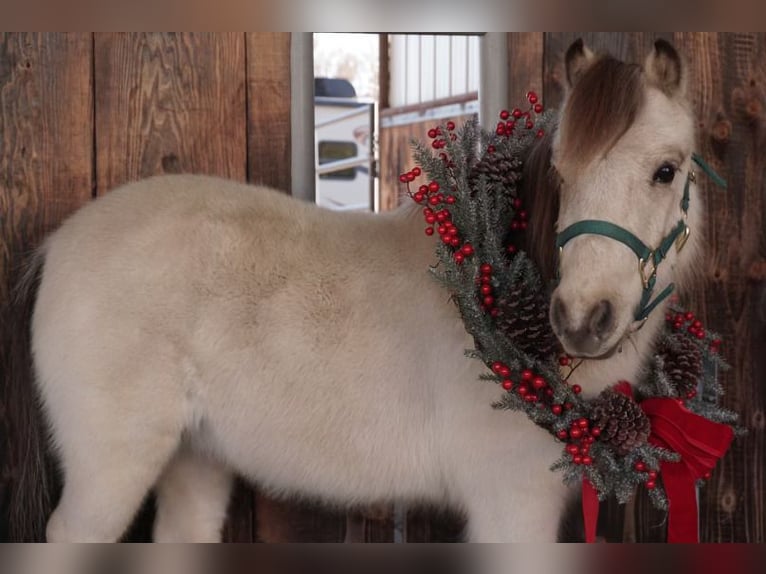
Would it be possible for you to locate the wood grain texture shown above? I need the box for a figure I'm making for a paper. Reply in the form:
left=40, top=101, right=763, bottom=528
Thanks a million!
left=94, top=33, right=247, bottom=193
left=507, top=33, right=544, bottom=107
left=675, top=32, right=766, bottom=543
left=0, top=32, right=93, bottom=541
left=246, top=33, right=291, bottom=192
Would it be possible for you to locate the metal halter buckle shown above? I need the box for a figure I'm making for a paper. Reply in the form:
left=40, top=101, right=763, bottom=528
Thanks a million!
left=676, top=224, right=691, bottom=253
left=639, top=255, right=656, bottom=289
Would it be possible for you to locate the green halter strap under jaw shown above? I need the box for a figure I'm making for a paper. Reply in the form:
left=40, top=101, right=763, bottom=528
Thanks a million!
left=555, top=154, right=726, bottom=325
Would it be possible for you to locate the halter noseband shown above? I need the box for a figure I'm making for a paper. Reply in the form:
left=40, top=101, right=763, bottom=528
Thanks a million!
left=555, top=154, right=726, bottom=326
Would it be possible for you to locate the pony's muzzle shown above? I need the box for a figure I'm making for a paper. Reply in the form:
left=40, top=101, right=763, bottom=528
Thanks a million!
left=550, top=296, right=616, bottom=357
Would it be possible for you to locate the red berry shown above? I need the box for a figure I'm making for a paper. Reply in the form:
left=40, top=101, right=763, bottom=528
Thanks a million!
left=425, top=215, right=436, bottom=224
left=518, top=210, right=528, bottom=221
left=419, top=185, right=429, bottom=194
left=446, top=120, right=456, bottom=131
left=406, top=172, right=416, bottom=182
left=513, top=198, right=522, bottom=209
left=445, top=195, right=456, bottom=204
left=686, top=389, right=697, bottom=399
left=512, top=108, right=522, bottom=119
left=570, top=428, right=582, bottom=439
left=532, top=377, right=546, bottom=390
left=507, top=245, right=517, bottom=254
left=573, top=455, right=583, bottom=465
left=572, top=384, right=582, bottom=394
left=536, top=129, right=545, bottom=138
left=424, top=227, right=434, bottom=236
left=524, top=394, right=538, bottom=403
left=557, top=430, right=568, bottom=440
left=685, top=311, right=694, bottom=321
left=590, top=427, right=601, bottom=438
left=427, top=128, right=438, bottom=139
left=498, top=366, right=510, bottom=378
left=487, top=145, right=496, bottom=154
left=526, top=120, right=534, bottom=129
left=431, top=140, right=441, bottom=149
left=648, top=471, right=658, bottom=480
left=480, top=263, right=492, bottom=275
left=519, top=221, right=528, bottom=230
left=428, top=181, right=439, bottom=193
left=566, top=444, right=579, bottom=455
left=559, top=356, right=571, bottom=366
left=502, top=379, right=513, bottom=391
left=491, top=362, right=504, bottom=374
left=712, top=338, right=722, bottom=347
left=461, top=243, right=474, bottom=256
left=399, top=174, right=408, bottom=183
left=510, top=221, right=520, bottom=230
left=552, top=405, right=563, bottom=415
left=483, top=295, right=494, bottom=307
left=696, top=330, right=705, bottom=339
left=582, top=456, right=593, bottom=466
left=634, top=461, right=646, bottom=472
left=428, top=196, right=440, bottom=206
left=517, top=385, right=528, bottom=395
left=646, top=480, right=657, bottom=490
left=533, top=103, right=543, bottom=113
left=527, top=91, right=538, bottom=104
left=412, top=167, right=421, bottom=176
left=499, top=109, right=510, bottom=120
left=564, top=402, right=573, bottom=410
left=692, top=320, right=702, bottom=329
left=423, top=207, right=433, bottom=216
left=454, top=252, right=465, bottom=264
left=480, top=284, right=493, bottom=296
left=480, top=275, right=491, bottom=284
left=449, top=237, right=459, bottom=247
left=439, top=153, right=448, bottom=161
left=577, top=418, right=589, bottom=429
left=522, top=369, right=533, bottom=381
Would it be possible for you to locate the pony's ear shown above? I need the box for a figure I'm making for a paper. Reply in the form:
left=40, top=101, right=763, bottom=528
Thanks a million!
left=564, top=38, right=596, bottom=88
left=644, top=39, right=686, bottom=97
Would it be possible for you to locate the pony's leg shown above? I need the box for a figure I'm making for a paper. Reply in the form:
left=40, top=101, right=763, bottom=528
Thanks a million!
left=44, top=395, right=182, bottom=542
left=153, top=450, right=233, bottom=542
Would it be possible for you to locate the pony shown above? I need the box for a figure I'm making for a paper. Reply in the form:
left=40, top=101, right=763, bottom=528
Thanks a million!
left=8, top=39, right=702, bottom=542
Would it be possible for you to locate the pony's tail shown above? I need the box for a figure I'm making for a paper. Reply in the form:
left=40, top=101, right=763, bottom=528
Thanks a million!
left=3, top=247, right=57, bottom=541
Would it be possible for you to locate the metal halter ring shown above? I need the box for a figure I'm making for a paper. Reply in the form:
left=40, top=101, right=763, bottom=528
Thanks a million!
left=639, top=256, right=657, bottom=289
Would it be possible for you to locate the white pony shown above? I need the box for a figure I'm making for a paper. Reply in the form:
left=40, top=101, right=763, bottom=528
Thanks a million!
left=12, top=39, right=702, bottom=542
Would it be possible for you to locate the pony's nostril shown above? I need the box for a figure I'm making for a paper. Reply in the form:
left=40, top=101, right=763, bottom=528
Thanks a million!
left=588, top=299, right=615, bottom=339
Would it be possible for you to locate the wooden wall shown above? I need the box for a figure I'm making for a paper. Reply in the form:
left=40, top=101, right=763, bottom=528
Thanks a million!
left=1, top=32, right=763, bottom=543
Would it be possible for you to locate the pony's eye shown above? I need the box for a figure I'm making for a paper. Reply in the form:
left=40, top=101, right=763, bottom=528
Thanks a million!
left=652, top=163, right=676, bottom=184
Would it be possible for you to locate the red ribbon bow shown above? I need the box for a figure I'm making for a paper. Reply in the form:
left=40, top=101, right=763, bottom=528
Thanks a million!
left=583, top=382, right=733, bottom=543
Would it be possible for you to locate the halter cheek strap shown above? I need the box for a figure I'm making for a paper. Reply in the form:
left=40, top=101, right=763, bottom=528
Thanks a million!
left=555, top=154, right=726, bottom=325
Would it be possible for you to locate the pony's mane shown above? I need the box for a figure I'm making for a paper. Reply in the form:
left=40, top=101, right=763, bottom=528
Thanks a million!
left=521, top=55, right=646, bottom=284
left=558, top=56, right=644, bottom=171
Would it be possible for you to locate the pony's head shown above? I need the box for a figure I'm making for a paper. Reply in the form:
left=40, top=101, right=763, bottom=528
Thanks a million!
left=542, top=39, right=700, bottom=358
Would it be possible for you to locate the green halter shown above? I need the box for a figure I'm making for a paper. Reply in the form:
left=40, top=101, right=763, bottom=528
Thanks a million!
left=555, top=154, right=726, bottom=325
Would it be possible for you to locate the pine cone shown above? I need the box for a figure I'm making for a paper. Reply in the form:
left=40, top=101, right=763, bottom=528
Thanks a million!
left=657, top=335, right=702, bottom=397
left=469, top=148, right=523, bottom=195
left=590, top=390, right=651, bottom=456
left=494, top=281, right=560, bottom=361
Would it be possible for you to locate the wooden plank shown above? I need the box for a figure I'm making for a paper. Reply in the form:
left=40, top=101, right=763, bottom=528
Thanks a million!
left=246, top=33, right=291, bottom=192
left=507, top=33, right=544, bottom=107
left=94, top=33, right=247, bottom=193
left=675, top=31, right=766, bottom=543
left=0, top=32, right=93, bottom=541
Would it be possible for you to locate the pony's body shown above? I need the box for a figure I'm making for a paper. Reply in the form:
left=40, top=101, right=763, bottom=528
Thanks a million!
left=19, top=40, right=702, bottom=542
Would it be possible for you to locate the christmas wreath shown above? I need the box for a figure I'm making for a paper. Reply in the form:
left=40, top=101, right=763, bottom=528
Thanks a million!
left=398, top=94, right=739, bottom=543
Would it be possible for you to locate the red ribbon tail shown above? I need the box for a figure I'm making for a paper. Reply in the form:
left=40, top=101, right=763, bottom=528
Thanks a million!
left=582, top=478, right=599, bottom=543
left=661, top=460, right=699, bottom=543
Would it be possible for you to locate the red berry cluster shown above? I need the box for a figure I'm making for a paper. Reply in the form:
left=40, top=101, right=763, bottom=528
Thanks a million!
left=496, top=92, right=545, bottom=139
left=633, top=460, right=660, bottom=490
left=427, top=120, right=457, bottom=149
left=477, top=263, right=499, bottom=317
left=491, top=364, right=577, bottom=415
left=561, top=418, right=600, bottom=466
left=665, top=310, right=722, bottom=353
